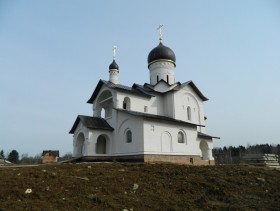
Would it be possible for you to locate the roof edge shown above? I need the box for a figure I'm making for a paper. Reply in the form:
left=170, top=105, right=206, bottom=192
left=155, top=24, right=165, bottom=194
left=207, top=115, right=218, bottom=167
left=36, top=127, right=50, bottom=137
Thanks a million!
left=198, top=132, right=220, bottom=139
left=115, top=108, right=205, bottom=128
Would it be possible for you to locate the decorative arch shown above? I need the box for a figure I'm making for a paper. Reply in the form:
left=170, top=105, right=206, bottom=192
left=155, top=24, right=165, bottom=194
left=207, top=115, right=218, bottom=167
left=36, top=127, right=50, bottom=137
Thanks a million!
left=96, top=134, right=110, bottom=154
left=117, top=119, right=131, bottom=134
left=177, top=130, right=186, bottom=144
left=161, top=131, right=172, bottom=152
left=76, top=132, right=85, bottom=156
left=124, top=129, right=132, bottom=143
left=200, top=140, right=209, bottom=160
left=183, top=92, right=201, bottom=124
left=95, top=90, right=114, bottom=118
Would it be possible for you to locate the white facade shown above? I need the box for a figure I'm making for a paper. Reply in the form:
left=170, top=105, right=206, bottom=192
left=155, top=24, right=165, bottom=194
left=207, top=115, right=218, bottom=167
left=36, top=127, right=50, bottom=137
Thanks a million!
left=69, top=41, right=218, bottom=164
left=149, top=61, right=175, bottom=85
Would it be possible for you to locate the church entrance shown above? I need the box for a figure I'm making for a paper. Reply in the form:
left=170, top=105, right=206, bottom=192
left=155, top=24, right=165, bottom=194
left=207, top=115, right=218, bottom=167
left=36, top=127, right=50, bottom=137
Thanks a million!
left=96, top=135, right=108, bottom=154
left=76, top=133, right=85, bottom=156
left=161, top=132, right=172, bottom=152
left=200, top=140, right=209, bottom=160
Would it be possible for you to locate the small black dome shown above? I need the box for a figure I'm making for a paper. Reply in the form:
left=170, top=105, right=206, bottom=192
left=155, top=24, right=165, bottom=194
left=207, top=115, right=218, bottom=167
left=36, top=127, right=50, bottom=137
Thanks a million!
left=148, top=42, right=176, bottom=67
left=109, top=59, right=119, bottom=70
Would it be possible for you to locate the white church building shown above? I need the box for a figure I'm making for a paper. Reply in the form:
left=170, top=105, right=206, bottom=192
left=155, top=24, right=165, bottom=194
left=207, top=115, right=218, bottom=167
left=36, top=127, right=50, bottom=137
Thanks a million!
left=69, top=30, right=219, bottom=165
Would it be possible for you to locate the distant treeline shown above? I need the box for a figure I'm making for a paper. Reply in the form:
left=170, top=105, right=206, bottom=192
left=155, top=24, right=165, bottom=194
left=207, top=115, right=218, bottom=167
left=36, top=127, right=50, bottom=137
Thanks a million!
left=0, top=150, right=72, bottom=164
left=213, top=144, right=280, bottom=164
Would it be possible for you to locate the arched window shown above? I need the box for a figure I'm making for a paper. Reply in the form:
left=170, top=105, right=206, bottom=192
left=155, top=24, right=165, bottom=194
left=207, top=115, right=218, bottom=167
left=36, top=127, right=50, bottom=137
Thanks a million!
left=101, top=108, right=105, bottom=118
left=96, top=90, right=113, bottom=118
left=157, top=75, right=159, bottom=82
left=123, top=97, right=131, bottom=110
left=123, top=102, right=127, bottom=109
left=167, top=75, right=169, bottom=84
left=126, top=130, right=132, bottom=143
left=178, top=131, right=184, bottom=143
left=187, top=106, right=191, bottom=121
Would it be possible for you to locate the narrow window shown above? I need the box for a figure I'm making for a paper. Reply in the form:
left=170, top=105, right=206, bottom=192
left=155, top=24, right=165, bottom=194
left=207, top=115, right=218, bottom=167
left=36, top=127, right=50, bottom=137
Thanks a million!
left=157, top=75, right=159, bottom=82
left=167, top=75, right=169, bottom=84
left=178, top=131, right=184, bottom=143
left=187, top=106, right=191, bottom=121
left=101, top=108, right=105, bottom=118
left=123, top=102, right=127, bottom=109
left=126, top=130, right=132, bottom=143
left=144, top=106, right=148, bottom=112
left=123, top=97, right=131, bottom=110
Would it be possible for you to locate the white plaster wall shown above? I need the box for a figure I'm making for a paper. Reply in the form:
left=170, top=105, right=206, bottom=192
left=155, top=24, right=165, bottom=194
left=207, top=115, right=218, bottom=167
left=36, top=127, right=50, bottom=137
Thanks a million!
left=116, top=92, right=164, bottom=115
left=153, top=82, right=170, bottom=92
left=113, top=110, right=144, bottom=155
left=163, top=92, right=175, bottom=118
left=109, top=70, right=118, bottom=84
left=143, top=120, right=202, bottom=156
left=173, top=86, right=206, bottom=133
left=84, top=81, right=212, bottom=158
left=153, top=81, right=178, bottom=93
left=149, top=62, right=175, bottom=85
left=86, top=130, right=113, bottom=156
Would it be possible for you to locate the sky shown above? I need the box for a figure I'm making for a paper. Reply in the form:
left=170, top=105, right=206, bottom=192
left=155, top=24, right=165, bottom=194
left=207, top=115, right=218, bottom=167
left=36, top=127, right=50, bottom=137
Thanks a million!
left=0, top=0, right=280, bottom=157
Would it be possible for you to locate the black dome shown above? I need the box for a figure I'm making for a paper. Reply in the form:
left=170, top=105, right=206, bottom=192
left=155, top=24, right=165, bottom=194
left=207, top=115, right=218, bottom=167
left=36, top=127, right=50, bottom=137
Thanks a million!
left=148, top=42, right=176, bottom=67
left=109, top=59, right=119, bottom=70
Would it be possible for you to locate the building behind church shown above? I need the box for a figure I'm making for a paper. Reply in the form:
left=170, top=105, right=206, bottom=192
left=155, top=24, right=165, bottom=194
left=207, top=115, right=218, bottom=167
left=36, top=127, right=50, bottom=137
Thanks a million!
left=42, top=150, right=59, bottom=164
left=69, top=31, right=219, bottom=165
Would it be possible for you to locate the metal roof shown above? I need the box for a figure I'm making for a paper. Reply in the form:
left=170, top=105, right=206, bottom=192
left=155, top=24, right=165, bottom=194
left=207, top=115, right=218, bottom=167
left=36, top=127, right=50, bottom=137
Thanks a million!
left=69, top=115, right=114, bottom=134
left=87, top=79, right=208, bottom=104
left=175, top=81, right=209, bottom=101
left=42, top=150, right=60, bottom=157
left=87, top=80, right=153, bottom=104
left=115, top=108, right=204, bottom=128
left=198, top=132, right=220, bottom=139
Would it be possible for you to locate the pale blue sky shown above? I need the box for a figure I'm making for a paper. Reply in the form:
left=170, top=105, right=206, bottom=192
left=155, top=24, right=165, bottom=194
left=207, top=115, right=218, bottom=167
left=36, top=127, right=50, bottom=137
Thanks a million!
left=1, top=0, right=280, bottom=156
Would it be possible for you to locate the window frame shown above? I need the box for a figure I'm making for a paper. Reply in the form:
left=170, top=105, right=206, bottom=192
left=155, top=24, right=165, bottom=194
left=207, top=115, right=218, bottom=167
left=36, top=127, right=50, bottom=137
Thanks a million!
left=187, top=106, right=191, bottom=121
left=177, top=131, right=185, bottom=144
left=126, top=130, right=132, bottom=143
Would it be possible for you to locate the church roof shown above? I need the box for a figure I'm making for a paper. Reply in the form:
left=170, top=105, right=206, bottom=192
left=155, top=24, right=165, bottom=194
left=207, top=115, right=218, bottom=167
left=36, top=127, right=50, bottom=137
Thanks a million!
left=198, top=132, right=220, bottom=139
left=69, top=115, right=114, bottom=134
left=115, top=108, right=204, bottom=127
left=173, top=81, right=209, bottom=101
left=87, top=79, right=208, bottom=104
left=87, top=80, right=154, bottom=104
left=109, top=59, right=119, bottom=71
left=148, top=42, right=176, bottom=67
left=42, top=150, right=60, bottom=157
left=141, top=80, right=208, bottom=101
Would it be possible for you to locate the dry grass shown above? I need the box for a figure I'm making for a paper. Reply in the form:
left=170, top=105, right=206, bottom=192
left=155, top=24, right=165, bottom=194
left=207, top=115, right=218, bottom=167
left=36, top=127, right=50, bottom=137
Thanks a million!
left=0, top=163, right=279, bottom=210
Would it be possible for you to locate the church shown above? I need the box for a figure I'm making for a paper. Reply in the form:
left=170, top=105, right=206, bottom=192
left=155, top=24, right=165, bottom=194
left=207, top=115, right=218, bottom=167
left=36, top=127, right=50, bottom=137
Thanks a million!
left=69, top=28, right=219, bottom=165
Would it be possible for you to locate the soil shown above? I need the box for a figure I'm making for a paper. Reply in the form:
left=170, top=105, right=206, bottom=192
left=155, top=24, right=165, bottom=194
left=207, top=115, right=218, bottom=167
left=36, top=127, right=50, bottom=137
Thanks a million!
left=0, top=163, right=279, bottom=211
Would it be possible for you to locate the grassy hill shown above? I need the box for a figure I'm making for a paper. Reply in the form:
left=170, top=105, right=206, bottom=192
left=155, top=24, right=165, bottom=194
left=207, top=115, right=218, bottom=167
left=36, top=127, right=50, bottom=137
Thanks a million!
left=0, top=163, right=279, bottom=210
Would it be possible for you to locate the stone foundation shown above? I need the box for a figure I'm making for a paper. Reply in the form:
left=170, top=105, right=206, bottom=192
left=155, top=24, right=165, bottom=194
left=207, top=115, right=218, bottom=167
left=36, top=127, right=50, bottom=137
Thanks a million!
left=79, top=154, right=215, bottom=165
left=144, top=154, right=214, bottom=165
